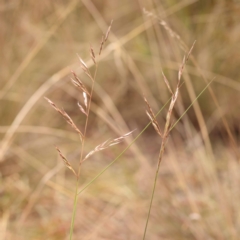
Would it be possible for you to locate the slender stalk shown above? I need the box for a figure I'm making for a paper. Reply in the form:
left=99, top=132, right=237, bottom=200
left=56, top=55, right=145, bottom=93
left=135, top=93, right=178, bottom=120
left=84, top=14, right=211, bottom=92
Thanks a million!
left=143, top=138, right=166, bottom=240
left=142, top=80, right=213, bottom=239
left=69, top=179, right=79, bottom=240
left=69, top=64, right=98, bottom=239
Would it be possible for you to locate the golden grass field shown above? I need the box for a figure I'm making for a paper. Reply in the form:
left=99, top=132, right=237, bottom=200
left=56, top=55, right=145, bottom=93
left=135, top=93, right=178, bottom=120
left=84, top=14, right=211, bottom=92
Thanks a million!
left=1, top=0, right=240, bottom=239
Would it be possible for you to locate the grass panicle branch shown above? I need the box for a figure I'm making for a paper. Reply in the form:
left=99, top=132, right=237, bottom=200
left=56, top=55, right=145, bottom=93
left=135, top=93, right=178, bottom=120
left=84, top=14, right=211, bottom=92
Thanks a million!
left=82, top=130, right=134, bottom=162
left=71, top=71, right=90, bottom=96
left=44, top=97, right=83, bottom=140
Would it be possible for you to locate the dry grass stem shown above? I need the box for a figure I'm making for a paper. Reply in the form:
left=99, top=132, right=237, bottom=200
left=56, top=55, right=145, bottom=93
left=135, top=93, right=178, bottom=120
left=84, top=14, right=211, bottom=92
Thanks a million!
left=44, top=97, right=83, bottom=140
left=55, top=146, right=77, bottom=177
left=82, top=130, right=134, bottom=162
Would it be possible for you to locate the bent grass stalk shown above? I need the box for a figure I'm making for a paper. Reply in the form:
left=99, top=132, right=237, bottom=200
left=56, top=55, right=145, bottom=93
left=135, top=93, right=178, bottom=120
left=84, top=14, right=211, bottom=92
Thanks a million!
left=142, top=42, right=196, bottom=239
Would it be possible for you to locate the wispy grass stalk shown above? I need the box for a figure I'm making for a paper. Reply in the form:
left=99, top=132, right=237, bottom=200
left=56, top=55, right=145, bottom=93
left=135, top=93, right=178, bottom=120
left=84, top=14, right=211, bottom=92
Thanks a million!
left=69, top=62, right=99, bottom=240
left=142, top=42, right=195, bottom=239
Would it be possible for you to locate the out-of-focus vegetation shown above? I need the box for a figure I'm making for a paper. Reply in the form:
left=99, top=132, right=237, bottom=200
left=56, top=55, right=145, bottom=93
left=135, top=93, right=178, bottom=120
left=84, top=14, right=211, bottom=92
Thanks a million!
left=0, top=0, right=240, bottom=239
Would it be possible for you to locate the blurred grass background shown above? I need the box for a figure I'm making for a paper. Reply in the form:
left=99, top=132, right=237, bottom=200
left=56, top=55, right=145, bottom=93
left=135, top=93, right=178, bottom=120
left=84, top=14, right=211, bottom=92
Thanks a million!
left=0, top=0, right=240, bottom=239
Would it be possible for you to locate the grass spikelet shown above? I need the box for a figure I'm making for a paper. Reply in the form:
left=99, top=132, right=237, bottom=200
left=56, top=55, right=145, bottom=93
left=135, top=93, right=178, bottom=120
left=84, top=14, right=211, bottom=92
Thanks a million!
left=83, top=92, right=88, bottom=108
left=77, top=54, right=92, bottom=79
left=90, top=45, right=96, bottom=64
left=99, top=20, right=113, bottom=55
left=77, top=102, right=87, bottom=116
left=55, top=146, right=77, bottom=177
left=79, top=56, right=88, bottom=70
left=99, top=35, right=104, bottom=56
left=104, top=19, right=113, bottom=42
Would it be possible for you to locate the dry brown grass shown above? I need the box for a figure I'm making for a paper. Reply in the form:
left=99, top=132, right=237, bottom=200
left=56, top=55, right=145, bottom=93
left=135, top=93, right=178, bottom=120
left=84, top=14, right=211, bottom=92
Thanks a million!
left=1, top=1, right=240, bottom=239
